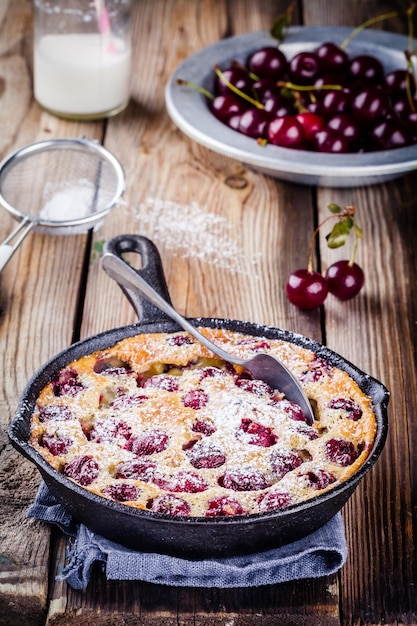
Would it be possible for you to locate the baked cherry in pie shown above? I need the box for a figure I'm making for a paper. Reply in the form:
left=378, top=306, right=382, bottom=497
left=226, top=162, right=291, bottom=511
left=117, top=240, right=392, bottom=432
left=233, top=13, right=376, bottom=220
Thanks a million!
left=30, top=328, right=376, bottom=517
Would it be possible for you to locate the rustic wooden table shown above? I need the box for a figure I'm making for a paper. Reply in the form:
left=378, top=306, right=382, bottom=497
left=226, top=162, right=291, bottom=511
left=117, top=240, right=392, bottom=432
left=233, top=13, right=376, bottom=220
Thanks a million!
left=1, top=0, right=416, bottom=624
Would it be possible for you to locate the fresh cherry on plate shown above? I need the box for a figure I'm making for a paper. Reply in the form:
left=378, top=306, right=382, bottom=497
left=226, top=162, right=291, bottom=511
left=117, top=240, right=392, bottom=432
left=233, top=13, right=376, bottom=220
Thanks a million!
left=267, top=116, right=307, bottom=149
left=238, top=108, right=272, bottom=139
left=247, top=45, right=288, bottom=80
left=295, top=112, right=325, bottom=142
left=315, top=41, right=349, bottom=73
left=178, top=11, right=417, bottom=155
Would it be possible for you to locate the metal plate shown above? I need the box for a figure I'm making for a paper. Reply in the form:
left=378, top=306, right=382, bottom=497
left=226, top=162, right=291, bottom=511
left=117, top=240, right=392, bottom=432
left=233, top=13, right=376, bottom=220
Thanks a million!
left=165, top=26, right=417, bottom=187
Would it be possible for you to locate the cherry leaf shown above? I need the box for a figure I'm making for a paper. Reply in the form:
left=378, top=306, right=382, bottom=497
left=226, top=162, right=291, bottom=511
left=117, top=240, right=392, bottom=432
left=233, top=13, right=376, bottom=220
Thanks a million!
left=344, top=215, right=354, bottom=229
left=270, top=3, right=294, bottom=43
left=326, top=221, right=352, bottom=248
left=327, top=203, right=342, bottom=214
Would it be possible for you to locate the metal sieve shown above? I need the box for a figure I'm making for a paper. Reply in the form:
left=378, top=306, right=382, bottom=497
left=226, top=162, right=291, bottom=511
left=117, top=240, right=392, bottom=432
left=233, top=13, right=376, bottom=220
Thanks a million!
left=0, top=137, right=125, bottom=272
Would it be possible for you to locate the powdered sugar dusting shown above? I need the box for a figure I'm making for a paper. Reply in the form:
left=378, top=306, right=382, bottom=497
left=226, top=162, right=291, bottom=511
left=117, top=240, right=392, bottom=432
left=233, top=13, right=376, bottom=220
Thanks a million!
left=39, top=179, right=97, bottom=221
left=132, top=197, right=261, bottom=276
left=29, top=328, right=377, bottom=518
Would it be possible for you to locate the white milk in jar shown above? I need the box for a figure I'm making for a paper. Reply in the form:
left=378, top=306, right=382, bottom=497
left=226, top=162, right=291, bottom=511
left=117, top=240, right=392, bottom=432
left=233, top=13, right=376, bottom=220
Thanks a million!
left=33, top=1, right=132, bottom=120
left=34, top=34, right=131, bottom=117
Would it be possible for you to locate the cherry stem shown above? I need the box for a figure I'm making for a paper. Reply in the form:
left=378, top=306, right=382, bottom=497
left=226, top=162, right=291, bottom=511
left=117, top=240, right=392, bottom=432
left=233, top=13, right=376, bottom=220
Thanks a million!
left=293, top=92, right=308, bottom=113
left=307, top=223, right=322, bottom=274
left=405, top=4, right=417, bottom=110
left=404, top=54, right=417, bottom=112
left=175, top=78, right=214, bottom=100
left=306, top=206, right=357, bottom=273
left=231, top=59, right=259, bottom=83
left=277, top=80, right=343, bottom=92
left=214, top=65, right=264, bottom=108
left=340, top=10, right=401, bottom=49
left=407, top=4, right=416, bottom=52
left=270, top=2, right=296, bottom=43
left=349, top=228, right=360, bottom=267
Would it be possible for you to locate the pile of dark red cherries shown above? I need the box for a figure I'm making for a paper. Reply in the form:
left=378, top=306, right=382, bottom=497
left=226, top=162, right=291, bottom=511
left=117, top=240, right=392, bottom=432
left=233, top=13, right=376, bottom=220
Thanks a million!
left=210, top=40, right=417, bottom=152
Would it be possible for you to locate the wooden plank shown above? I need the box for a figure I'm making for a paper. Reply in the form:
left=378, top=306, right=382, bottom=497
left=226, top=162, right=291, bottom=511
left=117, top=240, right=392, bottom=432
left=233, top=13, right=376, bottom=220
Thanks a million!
left=4, top=0, right=414, bottom=623
left=304, top=2, right=417, bottom=624
left=304, top=2, right=417, bottom=623
left=0, top=0, right=32, bottom=160
left=44, top=1, right=340, bottom=625
left=48, top=535, right=341, bottom=626
left=303, top=0, right=411, bottom=30
left=48, top=527, right=342, bottom=625
left=0, top=2, right=106, bottom=624
left=316, top=178, right=417, bottom=625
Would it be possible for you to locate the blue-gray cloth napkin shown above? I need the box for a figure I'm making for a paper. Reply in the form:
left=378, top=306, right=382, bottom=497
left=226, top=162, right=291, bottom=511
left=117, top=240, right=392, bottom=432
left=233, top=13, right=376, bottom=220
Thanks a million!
left=28, top=482, right=347, bottom=590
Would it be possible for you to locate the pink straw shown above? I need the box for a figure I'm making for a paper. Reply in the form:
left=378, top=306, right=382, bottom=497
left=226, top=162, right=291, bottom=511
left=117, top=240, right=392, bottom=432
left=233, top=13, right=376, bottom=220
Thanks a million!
left=94, top=0, right=115, bottom=51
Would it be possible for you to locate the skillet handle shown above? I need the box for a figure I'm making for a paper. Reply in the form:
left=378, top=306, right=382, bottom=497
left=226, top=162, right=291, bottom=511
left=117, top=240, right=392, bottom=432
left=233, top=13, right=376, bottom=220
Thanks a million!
left=103, top=235, right=174, bottom=325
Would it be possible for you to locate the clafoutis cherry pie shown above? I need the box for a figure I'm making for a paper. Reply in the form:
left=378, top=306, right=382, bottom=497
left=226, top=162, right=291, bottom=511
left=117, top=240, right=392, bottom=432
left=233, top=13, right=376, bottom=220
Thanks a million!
left=30, top=328, right=376, bottom=518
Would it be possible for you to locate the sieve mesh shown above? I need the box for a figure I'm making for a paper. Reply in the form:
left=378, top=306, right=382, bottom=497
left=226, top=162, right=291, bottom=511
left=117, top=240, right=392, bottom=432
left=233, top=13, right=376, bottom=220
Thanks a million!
left=0, top=138, right=125, bottom=272
left=0, top=138, right=125, bottom=226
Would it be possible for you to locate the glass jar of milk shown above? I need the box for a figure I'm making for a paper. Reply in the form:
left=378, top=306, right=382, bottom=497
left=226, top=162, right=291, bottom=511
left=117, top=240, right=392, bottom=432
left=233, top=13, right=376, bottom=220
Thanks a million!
left=34, top=0, right=132, bottom=120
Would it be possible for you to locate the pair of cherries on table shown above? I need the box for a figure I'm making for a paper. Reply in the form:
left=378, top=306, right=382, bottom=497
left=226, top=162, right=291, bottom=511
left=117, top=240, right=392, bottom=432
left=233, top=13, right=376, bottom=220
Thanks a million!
left=286, top=260, right=365, bottom=310
left=211, top=40, right=417, bottom=153
left=285, top=204, right=365, bottom=310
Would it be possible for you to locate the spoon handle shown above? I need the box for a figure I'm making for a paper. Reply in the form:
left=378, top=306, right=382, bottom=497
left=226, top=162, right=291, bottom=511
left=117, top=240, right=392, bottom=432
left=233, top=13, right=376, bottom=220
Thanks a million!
left=101, top=252, right=246, bottom=366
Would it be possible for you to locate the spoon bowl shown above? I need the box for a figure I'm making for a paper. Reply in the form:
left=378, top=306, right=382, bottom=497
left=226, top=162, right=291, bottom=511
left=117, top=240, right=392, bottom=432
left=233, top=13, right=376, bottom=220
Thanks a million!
left=101, top=251, right=315, bottom=425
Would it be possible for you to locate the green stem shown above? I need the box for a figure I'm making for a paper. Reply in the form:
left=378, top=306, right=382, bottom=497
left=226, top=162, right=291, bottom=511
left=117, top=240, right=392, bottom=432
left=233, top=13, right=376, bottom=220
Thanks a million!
left=307, top=207, right=358, bottom=273
left=340, top=10, right=400, bottom=49
left=407, top=3, right=416, bottom=54
left=307, top=227, right=319, bottom=274
left=231, top=60, right=259, bottom=82
left=277, top=81, right=343, bottom=92
left=406, top=4, right=417, bottom=110
left=307, top=214, right=336, bottom=273
left=349, top=229, right=359, bottom=267
left=175, top=79, right=214, bottom=100
left=404, top=59, right=417, bottom=112
left=214, top=65, right=264, bottom=108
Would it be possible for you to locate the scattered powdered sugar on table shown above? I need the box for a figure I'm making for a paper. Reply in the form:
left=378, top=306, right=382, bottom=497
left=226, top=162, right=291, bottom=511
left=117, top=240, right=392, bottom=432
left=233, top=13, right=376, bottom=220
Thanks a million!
left=133, top=198, right=261, bottom=276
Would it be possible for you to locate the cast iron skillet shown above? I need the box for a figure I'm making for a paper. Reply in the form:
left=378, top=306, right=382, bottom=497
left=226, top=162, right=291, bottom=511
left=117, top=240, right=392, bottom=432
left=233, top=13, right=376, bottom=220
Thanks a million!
left=8, top=235, right=389, bottom=558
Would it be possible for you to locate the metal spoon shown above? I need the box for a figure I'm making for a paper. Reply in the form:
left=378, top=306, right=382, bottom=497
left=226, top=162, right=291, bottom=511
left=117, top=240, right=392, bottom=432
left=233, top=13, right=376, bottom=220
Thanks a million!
left=101, top=252, right=315, bottom=425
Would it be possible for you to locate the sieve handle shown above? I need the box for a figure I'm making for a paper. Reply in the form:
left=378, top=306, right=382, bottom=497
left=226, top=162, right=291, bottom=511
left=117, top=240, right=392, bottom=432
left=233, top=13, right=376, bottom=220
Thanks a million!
left=0, top=218, right=35, bottom=272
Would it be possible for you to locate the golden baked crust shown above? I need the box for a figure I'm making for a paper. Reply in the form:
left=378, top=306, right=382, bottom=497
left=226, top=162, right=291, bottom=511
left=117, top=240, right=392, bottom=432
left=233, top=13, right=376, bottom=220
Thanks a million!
left=30, top=328, right=377, bottom=517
